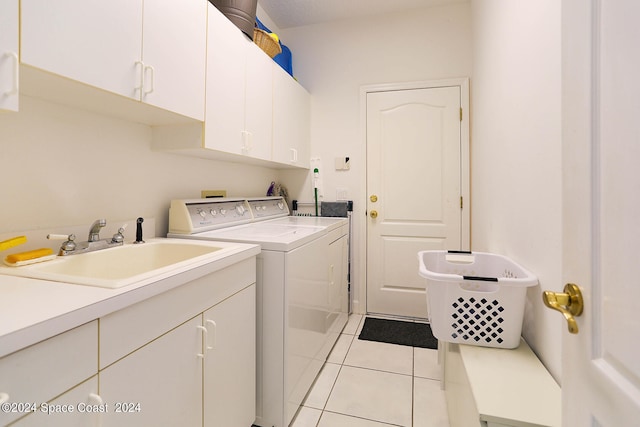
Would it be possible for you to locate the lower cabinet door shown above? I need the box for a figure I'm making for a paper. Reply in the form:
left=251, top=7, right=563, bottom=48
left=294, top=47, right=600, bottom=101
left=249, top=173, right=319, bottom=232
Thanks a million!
left=99, top=316, right=203, bottom=427
left=11, top=376, right=99, bottom=427
left=204, top=284, right=256, bottom=427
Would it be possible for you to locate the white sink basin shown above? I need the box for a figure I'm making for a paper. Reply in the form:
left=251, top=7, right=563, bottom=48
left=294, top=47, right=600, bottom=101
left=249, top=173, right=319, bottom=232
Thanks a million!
left=0, top=239, right=233, bottom=288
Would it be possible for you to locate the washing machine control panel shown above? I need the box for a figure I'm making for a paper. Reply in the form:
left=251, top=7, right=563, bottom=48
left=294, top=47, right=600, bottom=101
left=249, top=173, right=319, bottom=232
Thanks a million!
left=169, top=197, right=289, bottom=234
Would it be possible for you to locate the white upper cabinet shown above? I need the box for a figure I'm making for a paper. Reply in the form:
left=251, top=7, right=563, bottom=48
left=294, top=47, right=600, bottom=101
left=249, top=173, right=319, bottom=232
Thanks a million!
left=141, top=0, right=206, bottom=120
left=0, top=0, right=19, bottom=112
left=205, top=5, right=249, bottom=156
left=272, top=63, right=310, bottom=168
left=21, top=0, right=143, bottom=100
left=244, top=42, right=274, bottom=161
left=21, top=0, right=206, bottom=120
left=205, top=4, right=272, bottom=161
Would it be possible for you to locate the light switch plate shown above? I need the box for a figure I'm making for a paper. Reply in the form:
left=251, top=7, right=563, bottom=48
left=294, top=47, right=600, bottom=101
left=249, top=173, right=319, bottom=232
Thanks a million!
left=335, top=157, right=351, bottom=170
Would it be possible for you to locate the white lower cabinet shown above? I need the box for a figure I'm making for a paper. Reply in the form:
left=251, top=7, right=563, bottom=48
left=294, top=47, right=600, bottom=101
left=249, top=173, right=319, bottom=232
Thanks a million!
left=204, top=284, right=256, bottom=426
left=0, top=321, right=97, bottom=426
left=99, top=316, right=203, bottom=427
left=99, top=284, right=256, bottom=426
left=97, top=260, right=257, bottom=426
left=0, top=256, right=257, bottom=426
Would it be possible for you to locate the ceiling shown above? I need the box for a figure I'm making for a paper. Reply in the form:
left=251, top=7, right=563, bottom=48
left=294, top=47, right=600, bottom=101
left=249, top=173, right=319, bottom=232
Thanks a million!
left=259, top=0, right=468, bottom=29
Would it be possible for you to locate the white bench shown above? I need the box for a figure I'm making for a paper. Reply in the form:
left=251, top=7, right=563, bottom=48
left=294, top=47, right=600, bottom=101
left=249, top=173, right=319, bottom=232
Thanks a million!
left=443, top=339, right=561, bottom=427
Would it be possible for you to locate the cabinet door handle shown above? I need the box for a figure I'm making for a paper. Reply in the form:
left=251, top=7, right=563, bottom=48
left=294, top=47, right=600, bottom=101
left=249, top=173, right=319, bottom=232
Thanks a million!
left=134, top=60, right=145, bottom=94
left=241, top=131, right=252, bottom=155
left=144, top=64, right=155, bottom=94
left=4, top=52, right=19, bottom=95
left=205, top=319, right=217, bottom=350
left=290, top=148, right=298, bottom=163
left=88, top=393, right=104, bottom=427
left=196, top=325, right=208, bottom=358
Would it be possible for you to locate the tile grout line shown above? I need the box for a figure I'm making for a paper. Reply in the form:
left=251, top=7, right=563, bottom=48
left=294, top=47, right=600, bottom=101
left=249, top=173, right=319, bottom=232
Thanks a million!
left=298, top=314, right=442, bottom=426
left=314, top=315, right=361, bottom=426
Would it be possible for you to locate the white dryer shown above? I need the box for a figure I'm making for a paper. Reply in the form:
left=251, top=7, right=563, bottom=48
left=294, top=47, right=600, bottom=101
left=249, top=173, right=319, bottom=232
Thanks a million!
left=168, top=197, right=348, bottom=427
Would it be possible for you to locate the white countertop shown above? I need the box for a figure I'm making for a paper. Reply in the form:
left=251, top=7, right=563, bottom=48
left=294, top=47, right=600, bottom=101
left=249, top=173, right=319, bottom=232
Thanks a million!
left=0, top=239, right=260, bottom=358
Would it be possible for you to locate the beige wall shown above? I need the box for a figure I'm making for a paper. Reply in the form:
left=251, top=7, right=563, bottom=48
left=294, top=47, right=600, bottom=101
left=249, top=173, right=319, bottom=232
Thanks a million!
left=0, top=97, right=279, bottom=239
left=274, top=2, right=473, bottom=321
left=470, top=0, right=562, bottom=381
left=271, top=0, right=562, bottom=382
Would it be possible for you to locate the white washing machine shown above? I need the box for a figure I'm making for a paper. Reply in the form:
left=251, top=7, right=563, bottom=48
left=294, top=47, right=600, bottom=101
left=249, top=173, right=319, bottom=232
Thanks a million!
left=168, top=197, right=349, bottom=427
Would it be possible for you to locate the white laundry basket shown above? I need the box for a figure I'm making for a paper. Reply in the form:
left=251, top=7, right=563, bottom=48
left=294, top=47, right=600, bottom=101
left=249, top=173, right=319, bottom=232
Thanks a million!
left=418, top=250, right=538, bottom=349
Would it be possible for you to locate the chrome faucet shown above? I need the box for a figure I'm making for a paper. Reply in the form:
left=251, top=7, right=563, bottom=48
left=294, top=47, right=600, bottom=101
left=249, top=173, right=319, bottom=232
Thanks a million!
left=88, top=219, right=106, bottom=242
left=48, top=219, right=125, bottom=256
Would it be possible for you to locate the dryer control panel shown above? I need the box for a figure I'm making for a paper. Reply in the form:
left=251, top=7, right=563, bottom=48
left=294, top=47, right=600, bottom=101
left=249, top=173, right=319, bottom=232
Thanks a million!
left=169, top=197, right=289, bottom=234
left=247, top=197, right=288, bottom=219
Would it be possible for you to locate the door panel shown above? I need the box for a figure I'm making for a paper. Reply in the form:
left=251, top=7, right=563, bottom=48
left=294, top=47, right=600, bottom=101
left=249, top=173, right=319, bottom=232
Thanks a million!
left=366, top=84, right=467, bottom=318
left=562, top=0, right=640, bottom=424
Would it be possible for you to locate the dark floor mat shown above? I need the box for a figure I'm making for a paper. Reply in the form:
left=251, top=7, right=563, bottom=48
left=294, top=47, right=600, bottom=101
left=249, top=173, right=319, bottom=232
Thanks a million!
left=358, top=317, right=438, bottom=349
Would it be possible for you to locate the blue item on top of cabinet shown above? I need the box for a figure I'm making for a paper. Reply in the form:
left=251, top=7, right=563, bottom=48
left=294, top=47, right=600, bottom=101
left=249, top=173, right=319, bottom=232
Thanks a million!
left=255, top=17, right=293, bottom=76
left=274, top=44, right=293, bottom=76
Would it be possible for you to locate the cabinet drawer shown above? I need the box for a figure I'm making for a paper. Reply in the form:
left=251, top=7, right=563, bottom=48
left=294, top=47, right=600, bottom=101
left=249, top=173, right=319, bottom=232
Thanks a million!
left=99, top=257, right=256, bottom=368
left=0, top=321, right=97, bottom=426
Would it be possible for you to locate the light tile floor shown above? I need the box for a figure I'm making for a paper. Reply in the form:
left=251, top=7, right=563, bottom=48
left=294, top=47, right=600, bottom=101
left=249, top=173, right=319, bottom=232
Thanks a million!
left=290, top=314, right=450, bottom=427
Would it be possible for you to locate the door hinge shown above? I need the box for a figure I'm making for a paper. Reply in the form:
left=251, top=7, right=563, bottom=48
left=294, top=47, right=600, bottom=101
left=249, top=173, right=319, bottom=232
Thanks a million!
left=460, top=108, right=463, bottom=121
left=460, top=196, right=463, bottom=209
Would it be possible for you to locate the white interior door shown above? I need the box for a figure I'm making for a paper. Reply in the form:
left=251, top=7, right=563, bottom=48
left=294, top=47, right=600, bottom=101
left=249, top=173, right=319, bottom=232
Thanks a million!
left=366, top=81, right=469, bottom=319
left=561, top=0, right=640, bottom=424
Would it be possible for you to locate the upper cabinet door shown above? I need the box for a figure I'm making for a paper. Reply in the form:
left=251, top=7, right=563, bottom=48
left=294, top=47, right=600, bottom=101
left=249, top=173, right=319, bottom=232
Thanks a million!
left=142, top=0, right=206, bottom=120
left=21, top=0, right=206, bottom=120
left=21, top=0, right=142, bottom=100
left=205, top=4, right=248, bottom=155
left=245, top=43, right=274, bottom=161
left=0, top=0, right=19, bottom=112
left=272, top=64, right=310, bottom=168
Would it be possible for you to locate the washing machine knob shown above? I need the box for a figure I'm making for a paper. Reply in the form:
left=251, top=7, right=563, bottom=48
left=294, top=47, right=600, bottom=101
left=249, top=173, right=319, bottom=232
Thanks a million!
left=236, top=205, right=245, bottom=215
left=277, top=201, right=284, bottom=210
left=210, top=209, right=217, bottom=216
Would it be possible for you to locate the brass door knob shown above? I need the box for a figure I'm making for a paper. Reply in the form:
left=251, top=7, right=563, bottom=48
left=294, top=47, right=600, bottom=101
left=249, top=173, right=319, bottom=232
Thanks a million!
left=542, top=283, right=584, bottom=334
left=370, top=210, right=378, bottom=219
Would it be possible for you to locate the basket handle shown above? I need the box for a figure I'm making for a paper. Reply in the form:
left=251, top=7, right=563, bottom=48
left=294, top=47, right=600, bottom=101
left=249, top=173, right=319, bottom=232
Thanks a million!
left=463, top=275, right=498, bottom=282
left=446, top=250, right=475, bottom=264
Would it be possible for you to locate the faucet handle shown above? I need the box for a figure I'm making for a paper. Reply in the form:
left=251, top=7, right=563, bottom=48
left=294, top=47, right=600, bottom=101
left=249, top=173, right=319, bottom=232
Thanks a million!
left=112, top=224, right=128, bottom=244
left=48, top=233, right=77, bottom=254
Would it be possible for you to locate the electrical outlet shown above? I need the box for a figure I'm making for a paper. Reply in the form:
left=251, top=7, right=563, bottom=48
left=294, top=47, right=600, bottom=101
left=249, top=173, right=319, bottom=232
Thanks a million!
left=337, top=188, right=349, bottom=200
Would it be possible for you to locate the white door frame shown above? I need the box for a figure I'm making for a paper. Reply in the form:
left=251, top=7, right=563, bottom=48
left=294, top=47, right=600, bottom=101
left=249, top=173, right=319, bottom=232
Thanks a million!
left=356, top=78, right=470, bottom=315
